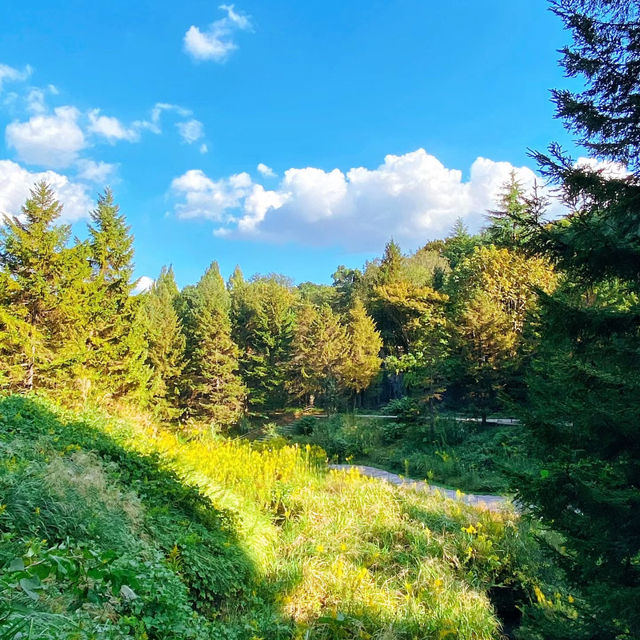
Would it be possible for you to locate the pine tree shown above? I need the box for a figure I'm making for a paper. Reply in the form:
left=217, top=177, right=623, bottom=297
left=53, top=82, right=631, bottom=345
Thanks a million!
left=141, top=266, right=186, bottom=419
left=0, top=182, right=90, bottom=394
left=486, top=171, right=528, bottom=247
left=512, top=2, right=640, bottom=636
left=288, top=303, right=348, bottom=409
left=179, top=262, right=245, bottom=429
left=230, top=275, right=295, bottom=410
left=341, top=298, right=382, bottom=405
left=85, top=188, right=149, bottom=401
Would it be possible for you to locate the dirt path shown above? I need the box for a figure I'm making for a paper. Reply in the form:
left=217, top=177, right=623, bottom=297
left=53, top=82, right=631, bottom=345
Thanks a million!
left=329, top=464, right=511, bottom=512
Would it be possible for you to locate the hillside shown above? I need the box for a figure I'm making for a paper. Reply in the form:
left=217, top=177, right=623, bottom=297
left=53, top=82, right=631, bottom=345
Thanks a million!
left=0, top=394, right=549, bottom=639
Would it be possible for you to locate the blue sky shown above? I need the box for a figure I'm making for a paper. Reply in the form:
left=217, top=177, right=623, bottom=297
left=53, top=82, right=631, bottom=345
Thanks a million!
left=0, top=1, right=579, bottom=288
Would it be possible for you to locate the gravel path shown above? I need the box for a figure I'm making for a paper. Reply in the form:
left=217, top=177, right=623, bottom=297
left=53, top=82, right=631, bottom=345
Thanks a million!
left=329, top=464, right=511, bottom=512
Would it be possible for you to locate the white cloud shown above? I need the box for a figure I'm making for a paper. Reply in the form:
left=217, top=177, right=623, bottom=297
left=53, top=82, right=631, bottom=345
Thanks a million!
left=0, top=159, right=91, bottom=223
left=0, top=63, right=31, bottom=93
left=134, top=102, right=192, bottom=135
left=257, top=162, right=276, bottom=177
left=575, top=156, right=629, bottom=179
left=75, top=159, right=118, bottom=183
left=132, top=276, right=154, bottom=295
left=171, top=169, right=252, bottom=221
left=5, top=105, right=86, bottom=168
left=170, top=148, right=549, bottom=250
left=184, top=4, right=252, bottom=62
left=176, top=119, right=204, bottom=144
left=199, top=143, right=208, bottom=154
left=88, top=109, right=139, bottom=142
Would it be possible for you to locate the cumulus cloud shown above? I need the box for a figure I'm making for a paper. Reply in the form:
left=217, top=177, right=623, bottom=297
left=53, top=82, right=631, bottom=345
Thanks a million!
left=0, top=159, right=92, bottom=223
left=170, top=148, right=548, bottom=251
left=171, top=169, right=253, bottom=221
left=0, top=63, right=31, bottom=93
left=132, top=276, right=154, bottom=295
left=88, top=109, right=140, bottom=142
left=176, top=119, right=204, bottom=144
left=5, top=106, right=86, bottom=168
left=75, top=159, right=118, bottom=183
left=184, top=4, right=252, bottom=62
left=257, top=162, right=276, bottom=177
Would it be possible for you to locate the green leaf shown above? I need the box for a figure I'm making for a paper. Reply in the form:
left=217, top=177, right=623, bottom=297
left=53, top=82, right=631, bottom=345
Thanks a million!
left=19, top=577, right=41, bottom=601
left=8, top=558, right=25, bottom=572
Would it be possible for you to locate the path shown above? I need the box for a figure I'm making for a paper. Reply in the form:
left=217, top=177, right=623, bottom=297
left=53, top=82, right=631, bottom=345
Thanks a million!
left=329, top=464, right=511, bottom=512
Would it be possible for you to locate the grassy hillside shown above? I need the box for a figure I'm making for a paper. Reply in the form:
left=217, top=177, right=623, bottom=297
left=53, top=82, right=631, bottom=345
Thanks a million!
left=0, top=395, right=556, bottom=639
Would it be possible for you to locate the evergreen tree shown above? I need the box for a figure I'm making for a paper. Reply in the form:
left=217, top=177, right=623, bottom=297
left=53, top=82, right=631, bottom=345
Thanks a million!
left=85, top=188, right=149, bottom=401
left=230, top=275, right=295, bottom=410
left=513, top=2, right=640, bottom=636
left=141, top=266, right=186, bottom=419
left=447, top=245, right=555, bottom=422
left=288, top=303, right=348, bottom=409
left=442, top=219, right=478, bottom=269
left=0, top=182, right=90, bottom=394
left=486, top=171, right=528, bottom=247
left=341, top=298, right=382, bottom=405
left=179, top=262, right=245, bottom=429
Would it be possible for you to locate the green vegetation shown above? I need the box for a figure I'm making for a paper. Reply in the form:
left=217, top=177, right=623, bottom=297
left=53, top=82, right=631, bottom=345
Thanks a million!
left=0, top=394, right=557, bottom=639
left=285, top=412, right=529, bottom=495
left=1, top=1, right=638, bottom=637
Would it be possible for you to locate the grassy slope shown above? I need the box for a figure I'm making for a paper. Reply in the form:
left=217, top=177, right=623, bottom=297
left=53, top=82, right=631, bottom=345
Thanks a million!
left=0, top=395, right=551, bottom=639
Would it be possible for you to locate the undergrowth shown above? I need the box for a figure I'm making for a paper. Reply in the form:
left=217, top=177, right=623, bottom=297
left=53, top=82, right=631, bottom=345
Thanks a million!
left=0, top=394, right=565, bottom=639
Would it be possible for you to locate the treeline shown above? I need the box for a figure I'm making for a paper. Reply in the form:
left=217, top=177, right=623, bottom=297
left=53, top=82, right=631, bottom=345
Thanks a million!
left=0, top=174, right=555, bottom=429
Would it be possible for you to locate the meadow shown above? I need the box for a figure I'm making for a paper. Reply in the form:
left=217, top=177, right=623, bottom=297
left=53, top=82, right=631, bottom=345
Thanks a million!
left=0, top=394, right=565, bottom=639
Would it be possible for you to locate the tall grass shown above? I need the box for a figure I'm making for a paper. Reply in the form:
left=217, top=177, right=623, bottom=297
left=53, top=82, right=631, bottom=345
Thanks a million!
left=0, top=395, right=555, bottom=639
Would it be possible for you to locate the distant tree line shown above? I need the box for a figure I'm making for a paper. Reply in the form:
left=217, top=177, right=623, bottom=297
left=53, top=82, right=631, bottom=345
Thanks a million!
left=0, top=172, right=557, bottom=429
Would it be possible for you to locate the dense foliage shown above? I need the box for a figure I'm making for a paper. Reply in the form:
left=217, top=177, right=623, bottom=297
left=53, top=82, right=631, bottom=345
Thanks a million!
left=0, top=394, right=556, bottom=639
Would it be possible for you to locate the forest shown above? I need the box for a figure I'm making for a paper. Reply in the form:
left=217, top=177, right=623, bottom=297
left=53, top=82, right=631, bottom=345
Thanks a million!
left=1, top=0, right=639, bottom=639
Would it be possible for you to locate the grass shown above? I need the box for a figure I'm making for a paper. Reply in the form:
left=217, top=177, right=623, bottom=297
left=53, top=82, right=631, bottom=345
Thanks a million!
left=282, top=414, right=536, bottom=495
left=0, top=394, right=562, bottom=639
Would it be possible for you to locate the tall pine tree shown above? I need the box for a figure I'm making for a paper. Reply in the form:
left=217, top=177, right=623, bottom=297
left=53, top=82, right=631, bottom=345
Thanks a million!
left=86, top=188, right=150, bottom=401
left=179, top=262, right=245, bottom=430
left=0, top=182, right=90, bottom=394
left=141, top=266, right=185, bottom=419
left=513, top=2, right=640, bottom=637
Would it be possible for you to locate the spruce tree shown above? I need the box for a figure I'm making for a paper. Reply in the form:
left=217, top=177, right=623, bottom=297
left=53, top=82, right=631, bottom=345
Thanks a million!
left=513, top=2, right=640, bottom=636
left=341, top=298, right=382, bottom=406
left=86, top=188, right=149, bottom=401
left=179, top=262, right=245, bottom=429
left=0, top=182, right=90, bottom=394
left=230, top=274, right=295, bottom=411
left=486, top=171, right=528, bottom=247
left=141, top=266, right=186, bottom=419
left=288, top=303, right=348, bottom=409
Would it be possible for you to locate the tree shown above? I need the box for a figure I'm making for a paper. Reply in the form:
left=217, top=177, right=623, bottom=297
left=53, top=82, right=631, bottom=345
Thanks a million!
left=141, top=266, right=185, bottom=419
left=230, top=274, right=295, bottom=410
left=288, top=303, right=348, bottom=409
left=0, top=182, right=90, bottom=394
left=341, top=298, right=383, bottom=405
left=178, top=262, right=245, bottom=429
left=512, top=2, right=640, bottom=637
left=442, top=219, right=478, bottom=269
left=486, top=171, right=528, bottom=247
left=447, top=245, right=556, bottom=422
left=85, top=188, right=149, bottom=401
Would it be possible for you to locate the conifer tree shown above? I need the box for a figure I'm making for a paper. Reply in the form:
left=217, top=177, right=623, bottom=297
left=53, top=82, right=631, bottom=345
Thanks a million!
left=141, top=266, right=185, bottom=418
left=179, top=262, right=245, bottom=429
left=0, top=182, right=90, bottom=393
left=341, top=298, right=382, bottom=405
left=486, top=171, right=528, bottom=247
left=513, top=2, right=640, bottom=636
left=230, top=274, right=295, bottom=410
left=288, top=303, right=348, bottom=409
left=85, top=188, right=149, bottom=400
